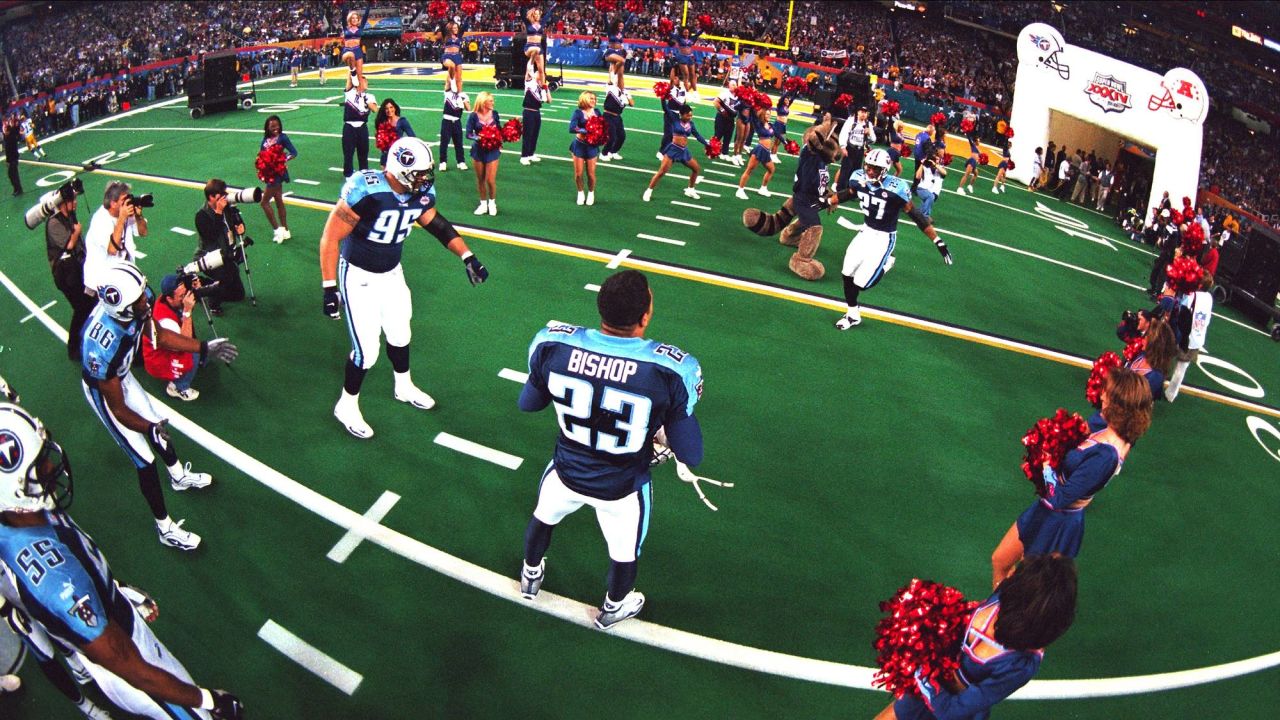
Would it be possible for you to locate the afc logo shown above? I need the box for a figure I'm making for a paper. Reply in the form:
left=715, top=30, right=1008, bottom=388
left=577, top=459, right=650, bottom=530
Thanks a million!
left=1084, top=73, right=1132, bottom=114
left=0, top=430, right=23, bottom=473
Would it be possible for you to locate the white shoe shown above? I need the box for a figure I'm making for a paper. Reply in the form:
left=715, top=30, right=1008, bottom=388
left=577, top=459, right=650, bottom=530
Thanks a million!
left=272, top=226, right=285, bottom=244
left=165, top=382, right=199, bottom=402
left=457, top=161, right=468, bottom=170
left=530, top=155, right=541, bottom=163
left=586, top=191, right=595, bottom=206
left=474, top=202, right=488, bottom=215
left=835, top=308, right=863, bottom=330
left=487, top=199, right=497, bottom=216
left=439, top=161, right=447, bottom=171
left=395, top=384, right=436, bottom=410
left=595, top=590, right=645, bottom=630
left=968, top=185, right=976, bottom=194
left=683, top=187, right=700, bottom=200
left=770, top=153, right=780, bottom=164
left=576, top=190, right=585, bottom=205
left=156, top=518, right=201, bottom=551
left=992, top=186, right=999, bottom=194
left=281, top=227, right=291, bottom=240
left=334, top=396, right=374, bottom=439
left=759, top=185, right=770, bottom=197
left=611, top=153, right=622, bottom=161
left=656, top=152, right=664, bottom=160
left=884, top=255, right=896, bottom=272
left=599, top=153, right=612, bottom=162
left=694, top=174, right=704, bottom=184
left=642, top=188, right=653, bottom=202
left=170, top=462, right=212, bottom=491
left=519, top=558, right=545, bottom=599
left=735, top=187, right=748, bottom=200
left=1, top=674, right=20, bottom=693
left=520, top=157, right=531, bottom=165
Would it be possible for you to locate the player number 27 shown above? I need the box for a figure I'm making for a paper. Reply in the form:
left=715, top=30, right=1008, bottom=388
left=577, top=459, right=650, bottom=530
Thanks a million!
left=367, top=208, right=420, bottom=244
left=547, top=372, right=652, bottom=454
left=857, top=191, right=887, bottom=221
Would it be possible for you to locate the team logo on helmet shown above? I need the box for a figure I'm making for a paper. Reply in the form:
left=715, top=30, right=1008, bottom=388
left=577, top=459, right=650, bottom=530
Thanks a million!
left=0, top=430, right=22, bottom=472
left=101, top=285, right=121, bottom=306
left=1147, top=68, right=1208, bottom=124
left=1084, top=73, right=1132, bottom=114
left=394, top=146, right=417, bottom=167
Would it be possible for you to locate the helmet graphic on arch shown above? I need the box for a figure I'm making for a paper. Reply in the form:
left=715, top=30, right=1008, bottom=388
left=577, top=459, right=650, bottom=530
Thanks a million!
left=1148, top=67, right=1208, bottom=124
left=387, top=137, right=436, bottom=194
left=1019, top=23, right=1071, bottom=81
left=96, top=259, right=149, bottom=324
left=0, top=402, right=74, bottom=513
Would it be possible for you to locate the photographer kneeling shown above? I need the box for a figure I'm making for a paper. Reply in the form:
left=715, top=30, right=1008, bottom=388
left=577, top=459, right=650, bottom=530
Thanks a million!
left=142, top=274, right=205, bottom=401
left=194, top=178, right=247, bottom=314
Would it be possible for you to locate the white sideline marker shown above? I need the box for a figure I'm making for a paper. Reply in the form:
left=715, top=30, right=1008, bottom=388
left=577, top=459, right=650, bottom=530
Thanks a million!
left=328, top=167, right=344, bottom=172
left=606, top=248, right=632, bottom=269
left=670, top=200, right=710, bottom=211
left=693, top=189, right=721, bottom=198
left=657, top=215, right=700, bottom=227
left=294, top=178, right=321, bottom=186
left=703, top=168, right=736, bottom=178
left=257, top=620, right=363, bottom=696
left=498, top=368, right=529, bottom=384
left=637, top=233, right=685, bottom=246
left=19, top=301, right=55, bottom=324
left=584, top=283, right=602, bottom=292
left=170, top=227, right=195, bottom=237
left=326, top=491, right=401, bottom=564
left=433, top=432, right=523, bottom=470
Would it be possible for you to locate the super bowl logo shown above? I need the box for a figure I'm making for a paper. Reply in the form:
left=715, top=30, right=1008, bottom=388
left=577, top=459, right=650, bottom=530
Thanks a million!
left=1085, top=73, right=1132, bottom=114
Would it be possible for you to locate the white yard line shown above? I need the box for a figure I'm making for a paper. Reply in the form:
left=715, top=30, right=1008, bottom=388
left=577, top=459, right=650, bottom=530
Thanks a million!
left=258, top=621, right=364, bottom=696
left=498, top=368, right=529, bottom=384
left=637, top=233, right=686, bottom=246
left=433, top=432, right=523, bottom=470
left=656, top=215, right=699, bottom=227
left=326, top=491, right=401, bottom=564
left=605, top=248, right=632, bottom=269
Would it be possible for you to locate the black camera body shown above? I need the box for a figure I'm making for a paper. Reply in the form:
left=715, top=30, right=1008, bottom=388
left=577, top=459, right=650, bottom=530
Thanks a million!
left=127, top=193, right=155, bottom=209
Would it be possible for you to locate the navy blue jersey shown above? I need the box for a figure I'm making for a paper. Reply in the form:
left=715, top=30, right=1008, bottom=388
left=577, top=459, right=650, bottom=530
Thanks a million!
left=605, top=30, right=626, bottom=53
left=339, top=170, right=437, bottom=273
left=569, top=107, right=600, bottom=135
left=845, top=169, right=912, bottom=232
left=344, top=88, right=375, bottom=125
left=523, top=324, right=703, bottom=500
left=672, top=30, right=701, bottom=57
left=603, top=86, right=627, bottom=115
left=443, top=91, right=469, bottom=121
left=792, top=144, right=831, bottom=201
left=81, top=304, right=143, bottom=386
left=523, top=83, right=545, bottom=111
left=0, top=512, right=135, bottom=649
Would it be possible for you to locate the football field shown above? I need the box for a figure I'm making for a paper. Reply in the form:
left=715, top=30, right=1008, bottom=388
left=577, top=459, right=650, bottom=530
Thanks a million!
left=1, top=65, right=1278, bottom=719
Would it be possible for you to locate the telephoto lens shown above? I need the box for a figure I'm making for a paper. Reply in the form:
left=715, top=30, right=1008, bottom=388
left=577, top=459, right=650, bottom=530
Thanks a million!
left=227, top=187, right=263, bottom=204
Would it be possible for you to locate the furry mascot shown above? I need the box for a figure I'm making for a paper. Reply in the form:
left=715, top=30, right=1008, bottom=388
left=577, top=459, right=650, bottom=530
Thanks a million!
left=743, top=114, right=842, bottom=280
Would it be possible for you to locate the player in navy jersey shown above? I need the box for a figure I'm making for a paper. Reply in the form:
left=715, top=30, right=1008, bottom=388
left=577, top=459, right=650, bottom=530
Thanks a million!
left=568, top=91, right=602, bottom=206
left=0, top=402, right=245, bottom=719
left=827, top=149, right=953, bottom=329
left=990, top=369, right=1151, bottom=588
left=439, top=20, right=466, bottom=94
left=599, top=80, right=633, bottom=162
left=517, top=270, right=704, bottom=630
left=877, top=555, right=1078, bottom=720
left=643, top=103, right=709, bottom=202
left=340, top=5, right=371, bottom=91
left=439, top=88, right=470, bottom=172
left=80, top=259, right=238, bottom=551
left=320, top=137, right=489, bottom=439
left=734, top=106, right=781, bottom=199
left=520, top=63, right=550, bottom=165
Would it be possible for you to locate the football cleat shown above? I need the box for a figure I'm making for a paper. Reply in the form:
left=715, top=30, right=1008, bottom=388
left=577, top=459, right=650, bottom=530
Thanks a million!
left=595, top=591, right=645, bottom=630
left=519, top=558, right=545, bottom=599
left=335, top=397, right=374, bottom=439
left=835, top=308, right=863, bottom=330
left=170, top=463, right=212, bottom=491
left=156, top=518, right=201, bottom=551
left=394, top=384, right=436, bottom=410
left=165, top=383, right=199, bottom=402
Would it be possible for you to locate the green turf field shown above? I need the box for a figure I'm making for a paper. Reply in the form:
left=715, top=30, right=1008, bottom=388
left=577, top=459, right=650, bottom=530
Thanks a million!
left=1, top=65, right=1278, bottom=719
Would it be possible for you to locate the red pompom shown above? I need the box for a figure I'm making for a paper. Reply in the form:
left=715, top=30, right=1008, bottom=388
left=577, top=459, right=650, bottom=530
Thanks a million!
left=658, top=17, right=674, bottom=35
left=1006, top=159, right=1016, bottom=170
left=930, top=111, right=946, bottom=127
left=1020, top=409, right=1090, bottom=496
left=705, top=137, right=722, bottom=159
left=873, top=579, right=979, bottom=700
left=960, top=118, right=975, bottom=134
left=459, top=0, right=479, bottom=16
left=1123, top=336, right=1146, bottom=363
left=1169, top=209, right=1183, bottom=225
left=1180, top=221, right=1205, bottom=256
left=784, top=138, right=799, bottom=154
left=255, top=144, right=288, bottom=185
left=595, top=0, right=618, bottom=12
left=942, top=152, right=954, bottom=166
left=584, top=114, right=610, bottom=146
left=697, top=13, right=714, bottom=31
left=833, top=93, right=853, bottom=110
left=1005, top=126, right=1015, bottom=138
left=978, top=152, right=989, bottom=165
left=477, top=125, right=503, bottom=152
left=375, top=121, right=399, bottom=152
left=1165, top=256, right=1204, bottom=295
left=1086, top=352, right=1123, bottom=408
left=428, top=0, right=449, bottom=20
left=879, top=99, right=900, bottom=117
left=782, top=76, right=808, bottom=95
left=750, top=91, right=772, bottom=110
left=653, top=81, right=672, bottom=100
left=501, top=118, right=523, bottom=143
left=625, top=0, right=643, bottom=13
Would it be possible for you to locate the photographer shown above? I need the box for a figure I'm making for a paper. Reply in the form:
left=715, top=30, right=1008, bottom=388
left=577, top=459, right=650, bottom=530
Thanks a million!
left=141, top=274, right=204, bottom=401
left=83, top=180, right=148, bottom=294
left=194, top=178, right=246, bottom=314
left=44, top=187, right=96, bottom=361
left=3, top=113, right=20, bottom=196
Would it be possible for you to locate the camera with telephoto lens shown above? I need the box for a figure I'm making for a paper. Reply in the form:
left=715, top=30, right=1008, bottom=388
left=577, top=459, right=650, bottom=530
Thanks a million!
left=126, top=193, right=155, bottom=209
left=177, top=250, right=223, bottom=300
left=23, top=177, right=85, bottom=230
left=225, top=186, right=262, bottom=205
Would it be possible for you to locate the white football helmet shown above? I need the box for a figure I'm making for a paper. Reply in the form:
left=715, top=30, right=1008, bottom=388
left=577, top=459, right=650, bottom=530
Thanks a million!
left=0, top=402, right=73, bottom=513
left=96, top=259, right=148, bottom=323
left=386, top=137, right=436, bottom=194
left=1148, top=67, right=1208, bottom=124
left=864, top=148, right=892, bottom=182
left=1021, top=23, right=1070, bottom=80
left=0, top=375, right=16, bottom=403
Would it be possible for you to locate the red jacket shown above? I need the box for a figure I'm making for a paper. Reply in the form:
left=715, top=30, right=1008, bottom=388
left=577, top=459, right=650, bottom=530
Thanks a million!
left=141, top=300, right=195, bottom=380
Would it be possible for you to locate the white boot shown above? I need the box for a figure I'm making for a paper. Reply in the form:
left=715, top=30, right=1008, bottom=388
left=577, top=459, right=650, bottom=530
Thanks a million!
left=334, top=391, right=374, bottom=438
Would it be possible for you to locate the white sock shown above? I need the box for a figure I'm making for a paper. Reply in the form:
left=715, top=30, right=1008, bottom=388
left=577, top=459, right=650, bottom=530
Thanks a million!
left=394, top=370, right=414, bottom=392
left=166, top=462, right=182, bottom=478
left=157, top=515, right=173, bottom=529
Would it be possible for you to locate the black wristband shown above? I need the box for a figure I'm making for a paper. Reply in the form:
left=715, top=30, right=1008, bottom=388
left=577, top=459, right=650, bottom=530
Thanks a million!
left=199, top=341, right=209, bottom=355
left=424, top=211, right=459, bottom=248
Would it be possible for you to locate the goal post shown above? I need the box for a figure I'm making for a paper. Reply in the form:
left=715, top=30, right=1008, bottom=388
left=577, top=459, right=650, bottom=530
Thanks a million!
left=680, top=0, right=796, bottom=56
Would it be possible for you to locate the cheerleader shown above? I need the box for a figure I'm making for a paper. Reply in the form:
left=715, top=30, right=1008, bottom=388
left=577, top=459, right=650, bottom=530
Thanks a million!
left=669, top=24, right=704, bottom=93
left=732, top=87, right=756, bottom=166
left=523, top=6, right=551, bottom=90
left=466, top=92, right=502, bottom=216
left=775, top=89, right=794, bottom=137
left=603, top=17, right=631, bottom=91
left=375, top=99, right=415, bottom=168
left=440, top=20, right=466, bottom=94
left=289, top=50, right=302, bottom=88
left=990, top=368, right=1152, bottom=587
left=568, top=92, right=602, bottom=206
left=712, top=81, right=739, bottom=162
left=957, top=132, right=981, bottom=195
left=657, top=83, right=688, bottom=160
left=643, top=103, right=710, bottom=202
left=259, top=114, right=298, bottom=243
left=340, top=5, right=371, bottom=91
left=520, top=60, right=549, bottom=165
left=734, top=106, right=781, bottom=200
left=992, top=144, right=1011, bottom=194
left=439, top=87, right=471, bottom=172
left=317, top=43, right=329, bottom=85
left=874, top=555, right=1078, bottom=720
left=599, top=80, right=632, bottom=162
left=1126, top=316, right=1177, bottom=401
left=19, top=112, right=45, bottom=159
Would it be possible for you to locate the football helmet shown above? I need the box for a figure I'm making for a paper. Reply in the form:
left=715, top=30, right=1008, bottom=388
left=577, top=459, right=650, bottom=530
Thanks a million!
left=386, top=137, right=436, bottom=194
left=1147, top=67, right=1208, bottom=124
left=1020, top=23, right=1070, bottom=81
left=96, top=259, right=149, bottom=323
left=0, top=376, right=16, bottom=403
left=864, top=148, right=892, bottom=182
left=0, top=403, right=73, bottom=513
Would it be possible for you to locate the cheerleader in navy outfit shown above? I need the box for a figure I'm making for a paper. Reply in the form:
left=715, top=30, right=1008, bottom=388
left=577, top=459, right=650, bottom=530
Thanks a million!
left=599, top=81, right=632, bottom=162
left=439, top=88, right=470, bottom=172
left=1126, top=316, right=1177, bottom=401
left=602, top=17, right=632, bottom=91
left=775, top=91, right=794, bottom=158
left=466, top=91, right=502, bottom=216
left=957, top=132, right=981, bottom=195
left=643, top=103, right=709, bottom=202
left=440, top=20, right=466, bottom=94
left=523, top=5, right=552, bottom=90
left=734, top=106, right=781, bottom=200
left=990, top=368, right=1152, bottom=588
left=991, top=144, right=1010, bottom=194
left=259, top=114, right=298, bottom=244
left=888, top=119, right=906, bottom=176
left=569, top=92, right=602, bottom=206
left=520, top=62, right=549, bottom=165
left=876, top=555, right=1078, bottom=720
left=732, top=88, right=756, bottom=165
left=669, top=24, right=703, bottom=93
left=340, top=5, right=371, bottom=91
left=657, top=84, right=688, bottom=160
left=375, top=98, right=415, bottom=168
